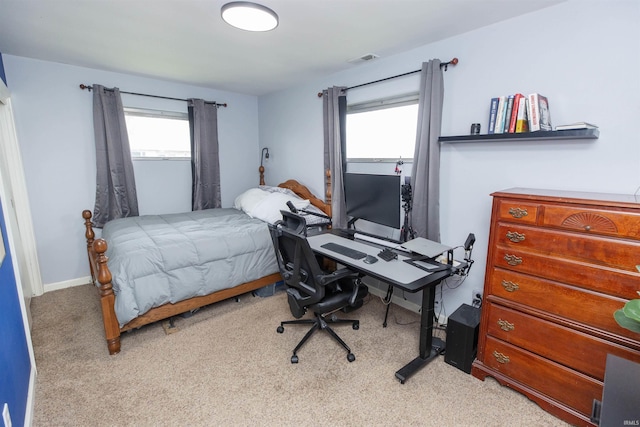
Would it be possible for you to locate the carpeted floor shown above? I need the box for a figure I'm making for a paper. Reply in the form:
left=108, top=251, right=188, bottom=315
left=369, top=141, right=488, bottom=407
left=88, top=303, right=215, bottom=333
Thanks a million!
left=30, top=284, right=568, bottom=426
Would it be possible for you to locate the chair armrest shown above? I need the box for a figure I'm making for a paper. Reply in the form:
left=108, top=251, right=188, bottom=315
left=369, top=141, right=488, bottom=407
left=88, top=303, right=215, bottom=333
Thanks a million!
left=348, top=277, right=363, bottom=306
left=317, top=268, right=363, bottom=306
left=321, top=267, right=363, bottom=307
left=317, top=267, right=359, bottom=286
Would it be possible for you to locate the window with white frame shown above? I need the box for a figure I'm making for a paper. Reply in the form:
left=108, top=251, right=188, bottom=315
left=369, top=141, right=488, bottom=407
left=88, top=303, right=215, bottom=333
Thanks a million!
left=346, top=94, right=418, bottom=162
left=124, top=107, right=190, bottom=159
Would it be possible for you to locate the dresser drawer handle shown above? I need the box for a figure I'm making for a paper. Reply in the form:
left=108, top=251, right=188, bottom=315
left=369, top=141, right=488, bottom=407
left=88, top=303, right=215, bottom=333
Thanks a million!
left=493, top=350, right=510, bottom=364
left=508, top=207, right=528, bottom=219
left=506, top=231, right=525, bottom=243
left=584, top=225, right=591, bottom=231
left=501, top=280, right=520, bottom=292
left=504, top=254, right=523, bottom=266
left=497, top=319, right=515, bottom=331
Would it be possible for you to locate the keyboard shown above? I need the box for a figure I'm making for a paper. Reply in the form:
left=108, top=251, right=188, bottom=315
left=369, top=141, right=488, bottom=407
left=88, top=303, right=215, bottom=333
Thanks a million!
left=378, top=248, right=398, bottom=261
left=321, top=242, right=367, bottom=260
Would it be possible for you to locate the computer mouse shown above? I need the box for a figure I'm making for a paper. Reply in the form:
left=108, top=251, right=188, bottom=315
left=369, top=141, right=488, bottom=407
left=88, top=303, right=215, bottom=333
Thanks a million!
left=363, top=255, right=378, bottom=264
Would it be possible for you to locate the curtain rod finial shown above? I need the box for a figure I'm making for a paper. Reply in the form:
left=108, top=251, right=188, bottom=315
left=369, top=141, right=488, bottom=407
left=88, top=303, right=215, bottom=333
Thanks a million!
left=441, top=57, right=459, bottom=71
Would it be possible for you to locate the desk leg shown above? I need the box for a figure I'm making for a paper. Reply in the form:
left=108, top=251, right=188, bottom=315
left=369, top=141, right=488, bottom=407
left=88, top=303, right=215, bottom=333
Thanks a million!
left=395, top=284, right=444, bottom=384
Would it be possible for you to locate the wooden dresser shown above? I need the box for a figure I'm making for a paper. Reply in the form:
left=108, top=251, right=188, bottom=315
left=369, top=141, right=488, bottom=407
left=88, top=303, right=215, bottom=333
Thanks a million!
left=472, top=188, right=640, bottom=426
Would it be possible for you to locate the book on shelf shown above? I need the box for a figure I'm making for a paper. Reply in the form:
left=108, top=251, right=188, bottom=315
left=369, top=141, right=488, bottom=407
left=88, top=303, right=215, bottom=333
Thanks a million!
left=555, top=122, right=598, bottom=131
left=494, top=96, right=508, bottom=134
left=527, top=93, right=552, bottom=132
left=515, top=97, right=529, bottom=133
left=488, top=97, right=499, bottom=134
left=507, top=93, right=525, bottom=133
left=503, top=95, right=515, bottom=134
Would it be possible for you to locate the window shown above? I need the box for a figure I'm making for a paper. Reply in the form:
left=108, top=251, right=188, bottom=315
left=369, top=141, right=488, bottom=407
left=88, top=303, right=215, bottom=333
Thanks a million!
left=124, top=108, right=190, bottom=159
left=346, top=94, right=418, bottom=161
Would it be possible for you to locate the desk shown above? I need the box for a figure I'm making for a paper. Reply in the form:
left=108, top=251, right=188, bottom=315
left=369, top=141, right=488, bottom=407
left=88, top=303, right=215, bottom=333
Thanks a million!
left=308, top=231, right=461, bottom=383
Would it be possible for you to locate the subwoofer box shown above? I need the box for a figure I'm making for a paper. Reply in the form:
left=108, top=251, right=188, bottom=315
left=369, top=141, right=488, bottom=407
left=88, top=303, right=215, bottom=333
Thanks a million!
left=444, top=303, right=481, bottom=374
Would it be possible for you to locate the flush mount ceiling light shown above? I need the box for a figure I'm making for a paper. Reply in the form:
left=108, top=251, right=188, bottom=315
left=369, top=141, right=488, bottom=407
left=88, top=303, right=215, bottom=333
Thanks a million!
left=221, top=2, right=279, bottom=32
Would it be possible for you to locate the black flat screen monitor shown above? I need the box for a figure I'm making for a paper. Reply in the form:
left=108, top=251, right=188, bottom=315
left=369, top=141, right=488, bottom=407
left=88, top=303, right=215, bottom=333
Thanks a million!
left=344, top=173, right=401, bottom=229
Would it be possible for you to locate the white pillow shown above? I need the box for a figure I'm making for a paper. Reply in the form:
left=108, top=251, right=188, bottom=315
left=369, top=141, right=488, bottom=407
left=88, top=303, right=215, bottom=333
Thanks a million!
left=249, top=192, right=310, bottom=224
left=259, top=185, right=296, bottom=195
left=233, top=188, right=270, bottom=213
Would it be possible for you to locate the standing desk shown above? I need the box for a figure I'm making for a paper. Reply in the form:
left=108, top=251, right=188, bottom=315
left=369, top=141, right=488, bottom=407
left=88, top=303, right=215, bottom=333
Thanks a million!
left=308, top=231, right=462, bottom=383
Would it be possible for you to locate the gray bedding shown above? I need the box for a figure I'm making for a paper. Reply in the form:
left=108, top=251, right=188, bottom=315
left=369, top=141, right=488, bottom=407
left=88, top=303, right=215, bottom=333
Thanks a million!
left=102, top=208, right=278, bottom=327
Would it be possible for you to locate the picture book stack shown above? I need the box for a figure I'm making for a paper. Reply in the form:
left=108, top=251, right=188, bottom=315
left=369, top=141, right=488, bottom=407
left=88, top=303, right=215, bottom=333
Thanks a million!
left=487, top=93, right=552, bottom=134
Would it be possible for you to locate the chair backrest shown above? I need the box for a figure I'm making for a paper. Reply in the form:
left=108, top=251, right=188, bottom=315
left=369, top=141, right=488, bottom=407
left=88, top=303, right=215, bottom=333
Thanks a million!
left=268, top=212, right=326, bottom=306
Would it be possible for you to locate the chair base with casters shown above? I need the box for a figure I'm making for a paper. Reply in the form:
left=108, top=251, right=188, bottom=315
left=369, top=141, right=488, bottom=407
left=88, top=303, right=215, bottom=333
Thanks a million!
left=277, top=303, right=363, bottom=363
left=269, top=210, right=369, bottom=364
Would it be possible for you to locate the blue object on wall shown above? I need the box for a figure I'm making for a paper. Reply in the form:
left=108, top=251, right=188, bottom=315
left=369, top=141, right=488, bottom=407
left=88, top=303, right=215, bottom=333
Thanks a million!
left=0, top=197, right=31, bottom=427
left=0, top=52, right=6, bottom=86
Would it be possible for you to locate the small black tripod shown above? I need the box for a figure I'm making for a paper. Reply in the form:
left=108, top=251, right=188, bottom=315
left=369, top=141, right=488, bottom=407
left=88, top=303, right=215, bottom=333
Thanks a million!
left=383, top=182, right=416, bottom=327
left=400, top=182, right=416, bottom=243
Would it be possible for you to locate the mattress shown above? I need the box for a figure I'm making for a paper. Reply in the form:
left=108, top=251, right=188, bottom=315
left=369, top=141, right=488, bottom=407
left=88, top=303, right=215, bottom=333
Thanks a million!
left=102, top=208, right=278, bottom=326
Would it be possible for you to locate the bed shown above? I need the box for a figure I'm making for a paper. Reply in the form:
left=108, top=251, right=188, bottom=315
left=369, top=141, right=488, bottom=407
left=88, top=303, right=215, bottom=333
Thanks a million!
left=83, top=177, right=331, bottom=355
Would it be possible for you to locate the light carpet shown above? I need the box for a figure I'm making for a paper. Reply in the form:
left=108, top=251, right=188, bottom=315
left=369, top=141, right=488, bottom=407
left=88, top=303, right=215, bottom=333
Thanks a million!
left=30, top=284, right=568, bottom=426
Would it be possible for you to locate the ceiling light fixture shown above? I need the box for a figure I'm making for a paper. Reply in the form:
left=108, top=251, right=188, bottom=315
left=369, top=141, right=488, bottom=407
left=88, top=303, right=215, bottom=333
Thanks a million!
left=221, top=2, right=279, bottom=32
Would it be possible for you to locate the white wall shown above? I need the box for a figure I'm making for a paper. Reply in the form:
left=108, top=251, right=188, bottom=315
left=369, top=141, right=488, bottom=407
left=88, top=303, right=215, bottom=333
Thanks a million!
left=259, top=0, right=640, bottom=315
left=3, top=56, right=262, bottom=289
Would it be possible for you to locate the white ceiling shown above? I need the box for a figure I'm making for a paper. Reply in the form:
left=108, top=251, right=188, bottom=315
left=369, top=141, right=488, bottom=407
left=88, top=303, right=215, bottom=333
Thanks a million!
left=0, top=0, right=564, bottom=96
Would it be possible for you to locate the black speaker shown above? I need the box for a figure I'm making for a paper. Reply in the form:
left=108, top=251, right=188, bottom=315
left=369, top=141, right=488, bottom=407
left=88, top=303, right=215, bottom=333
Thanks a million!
left=445, top=303, right=481, bottom=374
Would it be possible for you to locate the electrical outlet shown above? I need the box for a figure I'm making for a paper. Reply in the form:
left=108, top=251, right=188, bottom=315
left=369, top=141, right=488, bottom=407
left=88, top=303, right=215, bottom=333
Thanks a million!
left=472, top=288, right=483, bottom=304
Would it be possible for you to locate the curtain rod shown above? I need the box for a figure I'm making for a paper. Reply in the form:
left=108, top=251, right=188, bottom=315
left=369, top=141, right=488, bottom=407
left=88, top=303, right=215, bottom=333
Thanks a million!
left=79, top=84, right=227, bottom=107
left=316, top=57, right=458, bottom=97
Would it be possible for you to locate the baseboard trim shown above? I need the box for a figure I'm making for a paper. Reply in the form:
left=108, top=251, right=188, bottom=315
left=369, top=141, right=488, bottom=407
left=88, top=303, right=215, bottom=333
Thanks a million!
left=44, top=276, right=92, bottom=293
left=44, top=277, right=449, bottom=322
left=24, top=364, right=36, bottom=427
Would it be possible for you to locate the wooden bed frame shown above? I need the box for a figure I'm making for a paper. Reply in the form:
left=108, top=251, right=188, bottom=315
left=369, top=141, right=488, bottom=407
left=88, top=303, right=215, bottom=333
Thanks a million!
left=83, top=176, right=331, bottom=355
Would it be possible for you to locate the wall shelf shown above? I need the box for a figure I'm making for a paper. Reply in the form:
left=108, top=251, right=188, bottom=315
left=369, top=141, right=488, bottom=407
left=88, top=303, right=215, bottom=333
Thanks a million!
left=439, top=128, right=599, bottom=143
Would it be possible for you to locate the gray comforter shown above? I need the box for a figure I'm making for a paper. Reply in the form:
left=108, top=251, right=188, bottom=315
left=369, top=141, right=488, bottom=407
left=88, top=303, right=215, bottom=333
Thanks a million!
left=102, top=208, right=278, bottom=327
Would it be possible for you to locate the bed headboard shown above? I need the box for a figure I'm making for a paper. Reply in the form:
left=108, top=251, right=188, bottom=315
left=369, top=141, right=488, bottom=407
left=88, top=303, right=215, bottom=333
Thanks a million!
left=259, top=167, right=332, bottom=218
left=277, top=179, right=330, bottom=217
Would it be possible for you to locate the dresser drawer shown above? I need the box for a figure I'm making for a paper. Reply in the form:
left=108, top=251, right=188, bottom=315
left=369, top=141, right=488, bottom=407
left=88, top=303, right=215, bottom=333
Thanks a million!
left=487, top=268, right=639, bottom=344
left=541, top=204, right=640, bottom=241
left=485, top=301, right=640, bottom=379
left=496, top=199, right=539, bottom=224
left=494, top=222, right=640, bottom=271
left=483, top=336, right=602, bottom=418
left=490, top=247, right=640, bottom=300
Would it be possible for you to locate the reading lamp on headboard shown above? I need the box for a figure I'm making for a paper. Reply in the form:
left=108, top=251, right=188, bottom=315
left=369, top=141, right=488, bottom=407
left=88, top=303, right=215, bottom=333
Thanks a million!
left=259, top=147, right=270, bottom=185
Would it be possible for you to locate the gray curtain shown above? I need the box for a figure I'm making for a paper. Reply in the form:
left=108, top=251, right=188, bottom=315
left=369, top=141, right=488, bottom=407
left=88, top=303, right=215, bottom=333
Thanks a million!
left=188, top=99, right=221, bottom=211
left=92, top=84, right=138, bottom=228
left=322, top=86, right=347, bottom=229
left=410, top=60, right=444, bottom=241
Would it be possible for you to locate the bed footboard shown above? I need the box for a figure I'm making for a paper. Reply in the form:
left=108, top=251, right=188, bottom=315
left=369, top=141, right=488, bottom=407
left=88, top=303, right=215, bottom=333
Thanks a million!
left=94, top=239, right=122, bottom=354
left=83, top=210, right=121, bottom=354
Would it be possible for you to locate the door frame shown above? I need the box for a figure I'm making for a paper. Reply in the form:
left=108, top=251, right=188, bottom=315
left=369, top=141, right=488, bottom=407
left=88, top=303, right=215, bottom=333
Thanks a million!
left=0, top=79, right=43, bottom=301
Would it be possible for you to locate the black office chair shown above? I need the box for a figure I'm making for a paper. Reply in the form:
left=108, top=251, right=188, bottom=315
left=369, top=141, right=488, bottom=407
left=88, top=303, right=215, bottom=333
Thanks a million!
left=269, top=211, right=368, bottom=363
